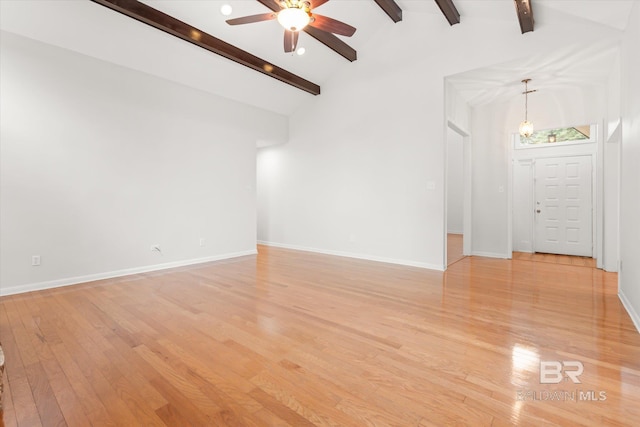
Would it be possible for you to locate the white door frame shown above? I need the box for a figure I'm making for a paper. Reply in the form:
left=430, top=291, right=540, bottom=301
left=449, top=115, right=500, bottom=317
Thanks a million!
left=445, top=119, right=472, bottom=269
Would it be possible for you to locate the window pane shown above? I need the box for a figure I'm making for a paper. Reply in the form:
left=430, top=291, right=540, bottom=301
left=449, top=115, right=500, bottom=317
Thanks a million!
left=522, top=125, right=590, bottom=145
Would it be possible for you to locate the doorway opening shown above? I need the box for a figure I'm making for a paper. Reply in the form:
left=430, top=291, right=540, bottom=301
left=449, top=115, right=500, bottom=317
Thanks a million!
left=445, top=121, right=471, bottom=267
left=510, top=124, right=598, bottom=261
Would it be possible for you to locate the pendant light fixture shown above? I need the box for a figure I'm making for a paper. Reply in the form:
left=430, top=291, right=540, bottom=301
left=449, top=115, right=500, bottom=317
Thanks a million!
left=519, top=78, right=536, bottom=138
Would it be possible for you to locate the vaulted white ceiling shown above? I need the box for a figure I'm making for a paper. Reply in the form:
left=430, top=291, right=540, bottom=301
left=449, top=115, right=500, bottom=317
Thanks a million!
left=448, top=0, right=634, bottom=106
left=1, top=1, right=635, bottom=114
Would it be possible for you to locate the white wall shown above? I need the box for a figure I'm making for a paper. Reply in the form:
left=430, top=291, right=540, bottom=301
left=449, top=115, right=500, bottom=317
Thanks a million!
left=446, top=128, right=464, bottom=234
left=469, top=101, right=512, bottom=257
left=618, top=2, right=640, bottom=332
left=256, top=9, right=625, bottom=270
left=0, top=32, right=287, bottom=295
left=603, top=54, right=621, bottom=272
left=603, top=123, right=620, bottom=272
left=512, top=159, right=534, bottom=252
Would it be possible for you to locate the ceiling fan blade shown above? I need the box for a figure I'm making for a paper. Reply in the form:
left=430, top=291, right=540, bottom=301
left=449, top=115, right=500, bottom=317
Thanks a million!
left=226, top=12, right=276, bottom=25
left=257, top=0, right=283, bottom=13
left=309, top=14, right=356, bottom=37
left=311, top=0, right=330, bottom=8
left=284, top=30, right=299, bottom=53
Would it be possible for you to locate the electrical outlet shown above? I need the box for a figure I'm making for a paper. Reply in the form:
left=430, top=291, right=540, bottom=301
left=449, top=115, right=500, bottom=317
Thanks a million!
left=151, top=245, right=161, bottom=252
left=32, top=255, right=41, bottom=266
left=199, top=238, right=205, bottom=247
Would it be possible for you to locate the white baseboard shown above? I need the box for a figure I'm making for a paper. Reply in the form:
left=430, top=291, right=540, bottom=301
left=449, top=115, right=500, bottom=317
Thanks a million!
left=257, top=241, right=444, bottom=271
left=619, top=290, right=640, bottom=334
left=0, top=249, right=257, bottom=297
left=471, top=251, right=511, bottom=259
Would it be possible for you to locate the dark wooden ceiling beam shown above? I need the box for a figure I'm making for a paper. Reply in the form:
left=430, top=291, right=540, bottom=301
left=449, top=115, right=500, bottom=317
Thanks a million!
left=434, top=0, right=460, bottom=26
left=89, top=0, right=321, bottom=95
left=257, top=0, right=357, bottom=62
left=514, top=0, right=534, bottom=33
left=304, top=26, right=357, bottom=62
left=373, top=0, right=402, bottom=23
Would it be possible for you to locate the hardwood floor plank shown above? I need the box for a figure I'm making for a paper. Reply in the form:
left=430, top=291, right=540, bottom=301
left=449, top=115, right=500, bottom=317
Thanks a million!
left=134, top=344, right=224, bottom=423
left=1, top=246, right=639, bottom=426
left=1, top=297, right=43, bottom=426
left=251, top=407, right=294, bottom=426
left=148, top=376, right=213, bottom=426
left=4, top=374, right=42, bottom=427
left=513, top=251, right=596, bottom=268
left=20, top=296, right=87, bottom=427
left=447, top=233, right=465, bottom=265
left=24, top=362, right=66, bottom=427
left=154, top=403, right=187, bottom=426
left=0, top=304, right=19, bottom=427
left=49, top=293, right=150, bottom=426
left=156, top=338, right=262, bottom=410
left=102, top=346, right=169, bottom=412
left=249, top=369, right=353, bottom=426
left=248, top=387, right=316, bottom=427
left=38, top=357, right=91, bottom=427
left=47, top=330, right=113, bottom=425
left=140, top=339, right=266, bottom=426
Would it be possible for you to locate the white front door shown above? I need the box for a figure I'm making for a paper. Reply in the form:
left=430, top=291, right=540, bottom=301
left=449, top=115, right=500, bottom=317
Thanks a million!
left=534, top=155, right=593, bottom=256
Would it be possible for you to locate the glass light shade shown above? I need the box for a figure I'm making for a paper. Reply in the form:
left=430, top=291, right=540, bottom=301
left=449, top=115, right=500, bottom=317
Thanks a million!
left=277, top=8, right=310, bottom=32
left=519, top=120, right=534, bottom=138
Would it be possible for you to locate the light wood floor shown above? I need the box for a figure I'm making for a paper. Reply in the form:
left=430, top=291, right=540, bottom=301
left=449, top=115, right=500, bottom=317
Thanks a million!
left=513, top=251, right=597, bottom=268
left=447, top=233, right=465, bottom=266
left=1, top=246, right=639, bottom=426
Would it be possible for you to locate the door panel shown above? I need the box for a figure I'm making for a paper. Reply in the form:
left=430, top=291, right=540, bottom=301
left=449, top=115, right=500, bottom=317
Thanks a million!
left=534, top=156, right=592, bottom=256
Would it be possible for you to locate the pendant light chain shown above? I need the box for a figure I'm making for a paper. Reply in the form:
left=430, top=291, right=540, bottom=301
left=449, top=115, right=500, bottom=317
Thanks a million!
left=524, top=79, right=528, bottom=122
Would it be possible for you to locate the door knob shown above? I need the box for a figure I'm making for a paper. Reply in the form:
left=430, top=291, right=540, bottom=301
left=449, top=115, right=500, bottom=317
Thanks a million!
left=536, top=209, right=541, bottom=213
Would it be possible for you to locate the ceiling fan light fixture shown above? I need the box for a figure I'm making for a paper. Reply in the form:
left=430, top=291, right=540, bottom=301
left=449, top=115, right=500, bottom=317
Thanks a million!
left=277, top=7, right=310, bottom=32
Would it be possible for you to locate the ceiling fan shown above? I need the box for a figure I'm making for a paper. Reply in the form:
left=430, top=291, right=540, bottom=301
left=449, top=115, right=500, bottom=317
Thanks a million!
left=226, top=0, right=356, bottom=53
